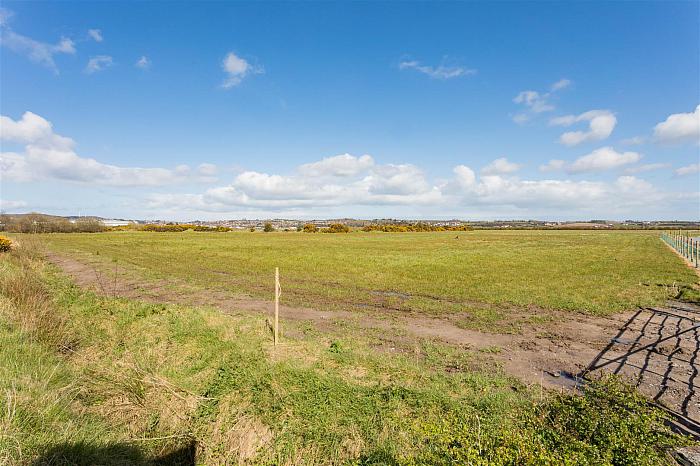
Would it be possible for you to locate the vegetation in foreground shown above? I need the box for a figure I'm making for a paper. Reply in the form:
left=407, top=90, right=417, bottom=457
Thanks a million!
left=31, top=229, right=700, bottom=316
left=0, top=242, right=691, bottom=464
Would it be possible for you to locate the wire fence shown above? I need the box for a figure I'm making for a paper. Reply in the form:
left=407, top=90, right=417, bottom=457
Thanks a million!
left=661, top=231, right=700, bottom=268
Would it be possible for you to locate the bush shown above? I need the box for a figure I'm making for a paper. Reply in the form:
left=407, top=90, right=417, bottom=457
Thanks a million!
left=0, top=236, right=12, bottom=252
left=263, top=222, right=275, bottom=232
left=303, top=223, right=318, bottom=233
left=323, top=223, right=350, bottom=233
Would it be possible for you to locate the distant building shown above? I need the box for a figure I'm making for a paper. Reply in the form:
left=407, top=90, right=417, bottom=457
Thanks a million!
left=101, top=219, right=133, bottom=227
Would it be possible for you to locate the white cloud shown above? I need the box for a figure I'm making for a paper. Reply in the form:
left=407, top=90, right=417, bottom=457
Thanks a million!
left=365, top=164, right=432, bottom=196
left=0, top=111, right=73, bottom=149
left=85, top=55, right=113, bottom=74
left=453, top=165, right=476, bottom=189
left=539, top=159, right=566, bottom=173
left=513, top=90, right=554, bottom=114
left=0, top=111, right=217, bottom=187
left=221, top=52, right=262, bottom=88
left=453, top=172, right=670, bottom=213
left=0, top=151, right=31, bottom=182
left=622, top=163, right=670, bottom=175
left=551, top=79, right=572, bottom=91
left=512, top=78, right=571, bottom=123
left=653, top=105, right=700, bottom=144
left=482, top=157, right=521, bottom=175
left=298, top=154, right=374, bottom=177
left=467, top=176, right=609, bottom=208
left=567, top=147, right=641, bottom=174
left=550, top=110, right=617, bottom=146
left=87, top=29, right=103, bottom=42
left=614, top=176, right=655, bottom=195
left=135, top=55, right=150, bottom=69
left=399, top=59, right=476, bottom=79
left=0, top=14, right=75, bottom=73
left=675, top=163, right=699, bottom=176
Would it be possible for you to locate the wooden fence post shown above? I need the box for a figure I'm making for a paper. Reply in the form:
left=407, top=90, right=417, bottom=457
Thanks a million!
left=274, top=267, right=279, bottom=346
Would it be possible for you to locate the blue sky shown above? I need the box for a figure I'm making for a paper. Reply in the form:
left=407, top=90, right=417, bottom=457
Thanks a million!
left=1, top=1, right=698, bottom=220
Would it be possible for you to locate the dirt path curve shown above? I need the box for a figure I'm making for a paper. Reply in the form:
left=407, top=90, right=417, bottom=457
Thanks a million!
left=46, top=251, right=637, bottom=388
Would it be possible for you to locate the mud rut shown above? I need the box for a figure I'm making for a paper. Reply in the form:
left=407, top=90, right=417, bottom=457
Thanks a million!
left=46, top=251, right=700, bottom=432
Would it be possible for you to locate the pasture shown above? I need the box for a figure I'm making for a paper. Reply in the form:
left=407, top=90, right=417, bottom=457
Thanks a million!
left=38, top=229, right=698, bottom=315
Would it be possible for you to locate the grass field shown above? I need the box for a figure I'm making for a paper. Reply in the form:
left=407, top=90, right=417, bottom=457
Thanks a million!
left=36, top=230, right=699, bottom=316
left=0, top=241, right=690, bottom=464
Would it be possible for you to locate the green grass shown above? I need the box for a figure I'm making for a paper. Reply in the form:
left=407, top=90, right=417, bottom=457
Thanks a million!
left=0, top=240, right=691, bottom=464
left=34, top=229, right=698, bottom=315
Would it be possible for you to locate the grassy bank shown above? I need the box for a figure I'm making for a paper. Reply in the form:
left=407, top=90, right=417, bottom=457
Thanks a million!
left=0, top=241, right=691, bottom=464
left=34, top=229, right=698, bottom=315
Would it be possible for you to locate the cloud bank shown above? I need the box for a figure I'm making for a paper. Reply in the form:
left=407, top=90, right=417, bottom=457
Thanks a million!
left=1, top=111, right=694, bottom=219
left=1, top=111, right=217, bottom=186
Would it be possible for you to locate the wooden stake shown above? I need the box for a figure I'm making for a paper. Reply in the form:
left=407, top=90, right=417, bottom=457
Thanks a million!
left=274, top=267, right=279, bottom=346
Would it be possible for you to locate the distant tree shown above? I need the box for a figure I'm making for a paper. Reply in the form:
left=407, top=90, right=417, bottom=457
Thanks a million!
left=74, top=218, right=105, bottom=233
left=249, top=227, right=255, bottom=232
left=263, top=222, right=274, bottom=232
left=303, top=223, right=318, bottom=233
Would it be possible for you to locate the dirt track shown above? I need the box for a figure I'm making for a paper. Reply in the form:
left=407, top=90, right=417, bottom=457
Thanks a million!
left=46, top=251, right=699, bottom=420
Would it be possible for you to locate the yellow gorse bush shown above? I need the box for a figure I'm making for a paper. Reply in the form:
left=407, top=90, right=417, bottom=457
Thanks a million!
left=362, top=222, right=473, bottom=232
left=0, top=235, right=12, bottom=252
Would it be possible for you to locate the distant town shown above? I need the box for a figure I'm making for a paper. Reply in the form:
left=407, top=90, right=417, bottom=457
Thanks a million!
left=54, top=216, right=700, bottom=230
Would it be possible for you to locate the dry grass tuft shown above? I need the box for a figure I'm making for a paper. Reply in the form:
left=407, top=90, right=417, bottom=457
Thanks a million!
left=0, top=248, right=76, bottom=353
left=195, top=397, right=273, bottom=465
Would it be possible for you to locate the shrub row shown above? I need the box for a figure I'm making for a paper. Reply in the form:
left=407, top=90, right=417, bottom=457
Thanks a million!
left=362, top=222, right=473, bottom=232
left=140, top=224, right=232, bottom=232
left=1, top=214, right=105, bottom=233
left=302, top=223, right=350, bottom=233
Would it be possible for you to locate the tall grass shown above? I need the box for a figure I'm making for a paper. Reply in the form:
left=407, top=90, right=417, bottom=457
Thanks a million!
left=0, top=242, right=75, bottom=352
